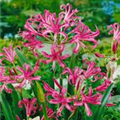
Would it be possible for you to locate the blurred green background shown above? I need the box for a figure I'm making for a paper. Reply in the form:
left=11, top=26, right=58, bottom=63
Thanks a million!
left=0, top=0, right=120, bottom=39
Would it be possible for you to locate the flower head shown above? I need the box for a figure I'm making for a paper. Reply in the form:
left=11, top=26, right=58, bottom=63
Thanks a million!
left=21, top=31, right=43, bottom=57
left=83, top=61, right=104, bottom=82
left=74, top=87, right=102, bottom=116
left=42, top=44, right=69, bottom=69
left=70, top=22, right=99, bottom=53
left=0, top=45, right=16, bottom=63
left=41, top=106, right=58, bottom=120
left=0, top=67, right=16, bottom=93
left=108, top=23, right=120, bottom=53
left=15, top=61, right=40, bottom=88
left=43, top=79, right=76, bottom=117
left=59, top=3, right=79, bottom=26
left=96, top=79, right=111, bottom=92
left=61, top=67, right=84, bottom=85
left=18, top=98, right=38, bottom=117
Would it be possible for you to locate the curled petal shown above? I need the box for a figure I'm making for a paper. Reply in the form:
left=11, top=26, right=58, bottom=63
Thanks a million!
left=57, top=105, right=64, bottom=117
left=84, top=103, right=92, bottom=116
left=95, top=52, right=105, bottom=58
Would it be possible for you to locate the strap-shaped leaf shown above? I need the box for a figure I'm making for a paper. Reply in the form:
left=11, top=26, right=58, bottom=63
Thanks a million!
left=8, top=84, right=22, bottom=119
left=15, top=48, right=29, bottom=65
left=91, top=83, right=114, bottom=120
left=0, top=92, right=16, bottom=120
left=36, top=81, right=45, bottom=102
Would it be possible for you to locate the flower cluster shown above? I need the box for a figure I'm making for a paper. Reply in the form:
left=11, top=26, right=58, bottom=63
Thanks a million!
left=0, top=3, right=119, bottom=120
left=0, top=45, right=40, bottom=92
left=43, top=60, right=113, bottom=117
left=21, top=3, right=100, bottom=68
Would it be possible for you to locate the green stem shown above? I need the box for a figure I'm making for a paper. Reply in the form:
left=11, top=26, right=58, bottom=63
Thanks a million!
left=60, top=78, right=63, bottom=87
left=42, top=103, right=49, bottom=120
left=68, top=54, right=77, bottom=95
left=32, top=81, right=48, bottom=120
left=59, top=66, right=63, bottom=87
left=27, top=116, right=30, bottom=120
left=74, top=108, right=78, bottom=120
left=65, top=54, right=77, bottom=119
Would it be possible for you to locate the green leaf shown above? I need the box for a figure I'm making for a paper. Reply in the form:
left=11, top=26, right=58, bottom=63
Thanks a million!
left=90, top=83, right=114, bottom=120
left=7, top=84, right=22, bottom=119
left=22, top=88, right=33, bottom=99
left=0, top=92, right=16, bottom=120
left=32, top=81, right=48, bottom=120
left=36, top=81, right=45, bottom=102
left=15, top=48, right=29, bottom=65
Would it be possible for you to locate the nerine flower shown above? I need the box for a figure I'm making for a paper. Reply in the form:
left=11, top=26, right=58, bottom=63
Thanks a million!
left=18, top=98, right=38, bottom=117
left=41, top=13, right=68, bottom=42
left=24, top=21, right=41, bottom=36
left=43, top=79, right=76, bottom=117
left=21, top=31, right=43, bottom=57
left=83, top=61, right=104, bottom=82
left=108, top=23, right=120, bottom=53
left=23, top=10, right=68, bottom=44
left=74, top=87, right=102, bottom=116
left=0, top=45, right=16, bottom=64
left=70, top=22, right=99, bottom=53
left=0, top=67, right=16, bottom=93
left=41, top=106, right=58, bottom=120
left=96, top=79, right=111, bottom=92
left=41, top=44, right=69, bottom=69
left=15, top=61, right=40, bottom=88
left=59, top=3, right=79, bottom=26
left=61, top=67, right=84, bottom=85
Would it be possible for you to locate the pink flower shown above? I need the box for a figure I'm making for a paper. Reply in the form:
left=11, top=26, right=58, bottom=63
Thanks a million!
left=43, top=79, right=76, bottom=117
left=15, top=61, right=40, bottom=88
left=70, top=22, right=99, bottom=53
left=21, top=31, right=43, bottom=57
left=24, top=21, right=41, bottom=36
left=41, top=106, right=58, bottom=120
left=83, top=61, right=103, bottom=82
left=18, top=98, right=38, bottom=117
left=82, top=60, right=106, bottom=82
left=41, top=13, right=68, bottom=42
left=108, top=23, right=120, bottom=53
left=41, top=44, right=69, bottom=69
left=74, top=87, right=101, bottom=116
left=96, top=79, right=111, bottom=92
left=61, top=67, right=84, bottom=85
left=0, top=45, right=16, bottom=63
left=59, top=3, right=79, bottom=26
left=0, top=67, right=16, bottom=93
left=94, top=52, right=105, bottom=58
left=23, top=10, right=68, bottom=44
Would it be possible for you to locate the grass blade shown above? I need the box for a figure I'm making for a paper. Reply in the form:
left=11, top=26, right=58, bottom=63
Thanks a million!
left=0, top=92, right=16, bottom=120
